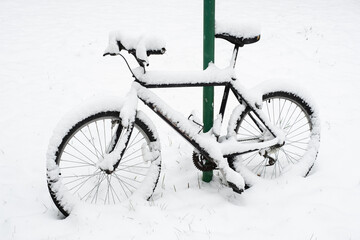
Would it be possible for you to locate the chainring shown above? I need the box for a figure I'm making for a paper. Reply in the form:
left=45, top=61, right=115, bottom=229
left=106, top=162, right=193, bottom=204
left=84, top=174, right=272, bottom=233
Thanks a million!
left=192, top=151, right=217, bottom=171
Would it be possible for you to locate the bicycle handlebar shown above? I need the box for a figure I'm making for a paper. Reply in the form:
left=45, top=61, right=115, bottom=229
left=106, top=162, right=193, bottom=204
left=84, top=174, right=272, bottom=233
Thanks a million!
left=103, top=40, right=166, bottom=68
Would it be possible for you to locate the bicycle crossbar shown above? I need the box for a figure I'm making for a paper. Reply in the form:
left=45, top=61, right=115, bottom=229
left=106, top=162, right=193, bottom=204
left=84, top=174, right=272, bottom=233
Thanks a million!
left=133, top=65, right=234, bottom=88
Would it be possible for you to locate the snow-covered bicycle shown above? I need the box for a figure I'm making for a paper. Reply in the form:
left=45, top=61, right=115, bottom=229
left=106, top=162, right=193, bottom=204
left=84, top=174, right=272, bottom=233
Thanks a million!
left=47, top=23, right=320, bottom=216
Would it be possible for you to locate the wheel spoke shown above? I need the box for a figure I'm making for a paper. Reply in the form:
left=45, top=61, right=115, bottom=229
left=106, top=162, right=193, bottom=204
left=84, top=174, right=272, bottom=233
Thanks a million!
left=61, top=151, right=93, bottom=165
left=243, top=118, right=262, bottom=135
left=272, top=98, right=275, bottom=124
left=68, top=169, right=101, bottom=192
left=281, top=148, right=301, bottom=161
left=119, top=154, right=143, bottom=165
left=239, top=125, right=261, bottom=138
left=116, top=174, right=142, bottom=184
left=282, top=104, right=298, bottom=131
left=251, top=158, right=267, bottom=173
left=287, top=128, right=311, bottom=140
left=89, top=173, right=107, bottom=203
left=128, top=130, right=141, bottom=148
left=113, top=173, right=135, bottom=195
left=121, top=148, right=143, bottom=161
left=271, top=161, right=277, bottom=179
left=64, top=173, right=97, bottom=186
left=285, top=111, right=303, bottom=135
left=103, top=119, right=107, bottom=152
left=126, top=137, right=145, bottom=150
left=85, top=125, right=101, bottom=158
left=116, top=168, right=147, bottom=176
left=75, top=132, right=101, bottom=159
left=108, top=175, right=122, bottom=203
left=113, top=173, right=130, bottom=198
left=116, top=176, right=138, bottom=190
left=286, top=121, right=309, bottom=136
left=275, top=98, right=283, bottom=126
left=66, top=144, right=96, bottom=165
left=105, top=175, right=111, bottom=204
left=60, top=159, right=94, bottom=166
left=286, top=137, right=310, bottom=145
left=266, top=100, right=271, bottom=123
left=285, top=143, right=307, bottom=151
left=118, top=161, right=149, bottom=171
left=60, top=164, right=96, bottom=170
left=242, top=152, right=258, bottom=166
left=280, top=102, right=293, bottom=129
left=95, top=121, right=104, bottom=156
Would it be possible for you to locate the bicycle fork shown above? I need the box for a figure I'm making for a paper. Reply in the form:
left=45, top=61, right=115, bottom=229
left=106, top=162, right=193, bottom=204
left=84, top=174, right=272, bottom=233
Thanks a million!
left=97, top=86, right=138, bottom=173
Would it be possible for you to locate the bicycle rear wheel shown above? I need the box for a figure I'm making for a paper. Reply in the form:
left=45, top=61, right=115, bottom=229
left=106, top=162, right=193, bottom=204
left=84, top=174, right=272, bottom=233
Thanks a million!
left=47, top=110, right=161, bottom=216
left=228, top=91, right=320, bottom=185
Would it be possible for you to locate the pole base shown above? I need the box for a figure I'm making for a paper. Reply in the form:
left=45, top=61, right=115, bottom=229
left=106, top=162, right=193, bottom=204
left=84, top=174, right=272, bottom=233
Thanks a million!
left=202, top=170, right=213, bottom=182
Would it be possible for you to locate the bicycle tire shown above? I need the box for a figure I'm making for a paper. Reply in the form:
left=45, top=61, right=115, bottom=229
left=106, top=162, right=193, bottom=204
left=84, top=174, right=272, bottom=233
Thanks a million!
left=47, top=110, right=161, bottom=217
left=228, top=91, right=320, bottom=186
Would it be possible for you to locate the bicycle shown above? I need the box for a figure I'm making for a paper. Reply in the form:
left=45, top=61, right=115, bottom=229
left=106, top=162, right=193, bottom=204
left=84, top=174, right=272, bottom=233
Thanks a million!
left=46, top=23, right=320, bottom=216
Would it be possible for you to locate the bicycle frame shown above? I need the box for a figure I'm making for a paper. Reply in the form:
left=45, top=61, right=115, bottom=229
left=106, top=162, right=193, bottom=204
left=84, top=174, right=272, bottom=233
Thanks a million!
left=134, top=79, right=282, bottom=160
left=100, top=46, right=285, bottom=172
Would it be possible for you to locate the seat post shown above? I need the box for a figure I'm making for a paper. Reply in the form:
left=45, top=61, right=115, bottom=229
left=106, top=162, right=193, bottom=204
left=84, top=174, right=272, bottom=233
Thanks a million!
left=230, top=45, right=240, bottom=68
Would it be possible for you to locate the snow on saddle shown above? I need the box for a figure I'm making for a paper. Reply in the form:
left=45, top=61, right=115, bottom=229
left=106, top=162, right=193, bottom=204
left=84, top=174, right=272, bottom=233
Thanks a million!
left=215, top=20, right=261, bottom=47
left=104, top=31, right=166, bottom=66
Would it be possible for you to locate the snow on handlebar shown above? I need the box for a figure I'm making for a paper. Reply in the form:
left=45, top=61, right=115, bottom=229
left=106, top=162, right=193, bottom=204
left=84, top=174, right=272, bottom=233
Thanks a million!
left=103, top=31, right=166, bottom=66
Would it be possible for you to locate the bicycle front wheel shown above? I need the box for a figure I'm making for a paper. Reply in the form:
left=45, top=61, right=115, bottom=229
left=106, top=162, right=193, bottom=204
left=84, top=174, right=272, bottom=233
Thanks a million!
left=228, top=91, right=320, bottom=185
left=47, top=110, right=161, bottom=217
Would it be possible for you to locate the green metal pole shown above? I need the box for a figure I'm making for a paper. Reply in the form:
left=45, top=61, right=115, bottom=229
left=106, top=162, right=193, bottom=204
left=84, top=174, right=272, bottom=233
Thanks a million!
left=202, top=0, right=215, bottom=182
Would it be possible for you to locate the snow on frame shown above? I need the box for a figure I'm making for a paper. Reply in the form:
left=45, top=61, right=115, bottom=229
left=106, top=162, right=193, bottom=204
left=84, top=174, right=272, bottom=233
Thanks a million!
left=133, top=82, right=246, bottom=190
left=132, top=69, right=320, bottom=189
left=133, top=63, right=235, bottom=85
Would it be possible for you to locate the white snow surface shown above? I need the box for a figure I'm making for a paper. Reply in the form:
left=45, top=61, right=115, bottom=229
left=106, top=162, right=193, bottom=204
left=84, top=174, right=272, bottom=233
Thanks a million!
left=1, top=0, right=360, bottom=240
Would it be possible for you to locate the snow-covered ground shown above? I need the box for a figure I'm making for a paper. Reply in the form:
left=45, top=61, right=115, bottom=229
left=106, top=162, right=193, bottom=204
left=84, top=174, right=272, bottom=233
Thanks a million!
left=1, top=0, right=360, bottom=239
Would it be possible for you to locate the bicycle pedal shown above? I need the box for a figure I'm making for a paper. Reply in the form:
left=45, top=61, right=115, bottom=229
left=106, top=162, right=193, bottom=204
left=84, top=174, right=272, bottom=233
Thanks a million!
left=227, top=181, right=244, bottom=194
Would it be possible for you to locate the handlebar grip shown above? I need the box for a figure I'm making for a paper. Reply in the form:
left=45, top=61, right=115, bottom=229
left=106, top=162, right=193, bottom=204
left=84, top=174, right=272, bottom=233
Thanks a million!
left=116, top=40, right=166, bottom=56
left=146, top=48, right=166, bottom=56
left=103, top=52, right=118, bottom=57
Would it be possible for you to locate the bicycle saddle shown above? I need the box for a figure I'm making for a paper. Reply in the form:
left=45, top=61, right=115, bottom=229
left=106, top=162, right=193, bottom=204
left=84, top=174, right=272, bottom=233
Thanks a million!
left=215, top=20, right=261, bottom=47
